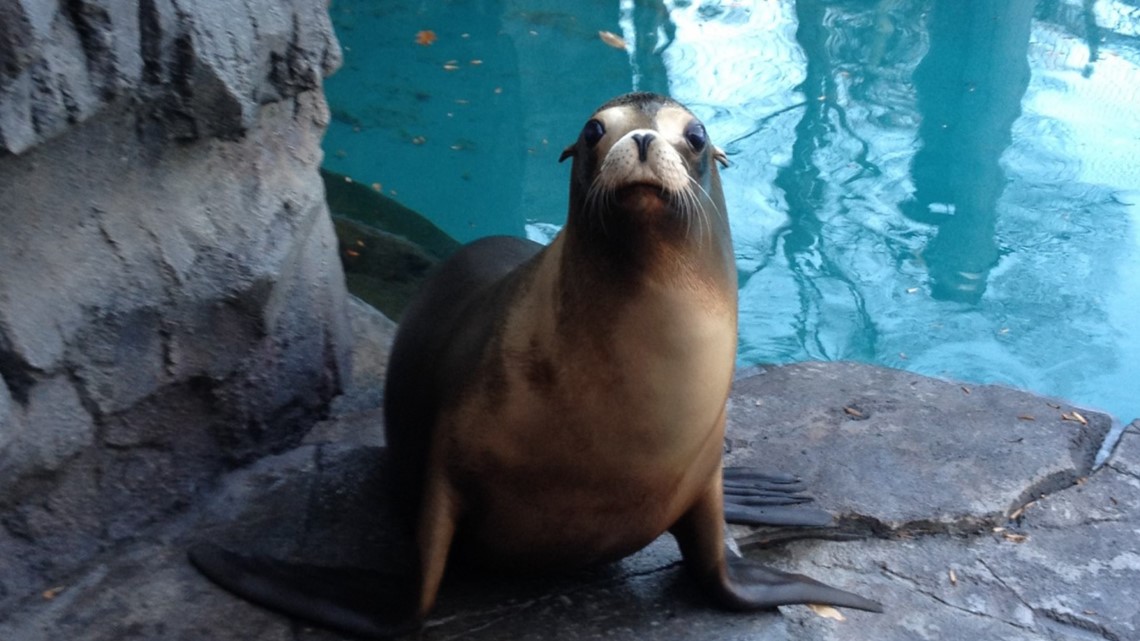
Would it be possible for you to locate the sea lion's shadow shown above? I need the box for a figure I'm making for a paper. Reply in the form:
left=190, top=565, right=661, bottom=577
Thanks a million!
left=198, top=443, right=700, bottom=620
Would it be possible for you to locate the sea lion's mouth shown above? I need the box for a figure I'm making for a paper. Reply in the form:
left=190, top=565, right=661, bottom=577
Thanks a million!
left=614, top=182, right=670, bottom=213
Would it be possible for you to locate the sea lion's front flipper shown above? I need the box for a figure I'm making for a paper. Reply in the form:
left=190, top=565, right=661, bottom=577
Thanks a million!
left=189, top=543, right=420, bottom=639
left=721, top=552, right=883, bottom=612
left=190, top=474, right=460, bottom=638
left=673, top=477, right=882, bottom=613
left=722, top=466, right=833, bottom=527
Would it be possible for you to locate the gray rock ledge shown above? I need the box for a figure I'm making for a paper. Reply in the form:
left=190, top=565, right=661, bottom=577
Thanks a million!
left=0, top=302, right=1134, bottom=641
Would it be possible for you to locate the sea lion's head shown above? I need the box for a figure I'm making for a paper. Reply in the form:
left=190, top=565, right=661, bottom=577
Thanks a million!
left=559, top=93, right=729, bottom=251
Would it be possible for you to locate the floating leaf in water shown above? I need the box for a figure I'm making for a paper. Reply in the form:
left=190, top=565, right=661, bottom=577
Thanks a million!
left=470, top=59, right=484, bottom=65
left=807, top=603, right=846, bottom=621
left=843, top=406, right=864, bottom=418
left=43, top=586, right=65, bottom=600
left=412, top=136, right=426, bottom=145
left=598, top=30, right=627, bottom=50
left=1017, top=414, right=1035, bottom=421
left=370, top=183, right=381, bottom=192
left=415, top=30, right=437, bottom=46
left=345, top=249, right=360, bottom=258
left=443, top=60, right=460, bottom=71
left=906, top=287, right=919, bottom=294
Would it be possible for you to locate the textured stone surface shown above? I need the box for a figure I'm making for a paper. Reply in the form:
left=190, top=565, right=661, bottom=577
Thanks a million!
left=724, top=362, right=1111, bottom=540
left=0, top=0, right=341, bottom=154
left=1, top=317, right=1133, bottom=641
left=0, top=0, right=349, bottom=613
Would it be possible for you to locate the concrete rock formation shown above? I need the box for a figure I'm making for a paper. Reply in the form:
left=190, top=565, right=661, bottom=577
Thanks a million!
left=0, top=0, right=348, bottom=608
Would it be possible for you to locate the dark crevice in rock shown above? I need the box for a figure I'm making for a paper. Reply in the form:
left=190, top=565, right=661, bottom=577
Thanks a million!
left=980, top=559, right=1121, bottom=641
left=1039, top=608, right=1122, bottom=641
left=427, top=560, right=684, bottom=639
left=59, top=80, right=83, bottom=124
left=426, top=600, right=542, bottom=640
left=842, top=512, right=994, bottom=540
left=884, top=563, right=1083, bottom=640
left=138, top=0, right=164, bottom=85
left=880, top=561, right=1026, bottom=625
left=977, top=558, right=1034, bottom=608
left=879, top=564, right=1036, bottom=632
left=1012, top=469, right=1092, bottom=517
left=268, top=13, right=317, bottom=101
left=0, top=340, right=37, bottom=406
left=92, top=207, right=129, bottom=269
left=1107, top=462, right=1140, bottom=482
left=0, top=5, right=33, bottom=80
left=169, top=26, right=199, bottom=140
left=322, top=323, right=346, bottom=401
left=63, top=0, right=116, bottom=100
left=29, top=64, right=57, bottom=139
left=736, top=513, right=1000, bottom=553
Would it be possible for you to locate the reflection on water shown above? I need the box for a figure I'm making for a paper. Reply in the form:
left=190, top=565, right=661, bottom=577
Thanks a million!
left=323, top=0, right=1140, bottom=423
left=905, top=0, right=1034, bottom=303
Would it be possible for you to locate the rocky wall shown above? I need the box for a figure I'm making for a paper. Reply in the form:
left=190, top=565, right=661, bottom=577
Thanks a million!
left=0, top=0, right=349, bottom=604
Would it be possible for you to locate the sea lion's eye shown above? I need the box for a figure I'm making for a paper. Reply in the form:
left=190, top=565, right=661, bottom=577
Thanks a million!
left=582, top=119, right=605, bottom=147
left=684, top=122, right=707, bottom=152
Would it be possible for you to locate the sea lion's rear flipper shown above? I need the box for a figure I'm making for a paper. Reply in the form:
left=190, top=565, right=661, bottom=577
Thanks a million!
left=188, top=543, right=419, bottom=639
left=722, top=466, right=833, bottom=527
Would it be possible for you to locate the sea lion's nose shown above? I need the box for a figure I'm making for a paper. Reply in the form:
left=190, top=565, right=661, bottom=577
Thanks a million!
left=631, top=133, right=655, bottom=162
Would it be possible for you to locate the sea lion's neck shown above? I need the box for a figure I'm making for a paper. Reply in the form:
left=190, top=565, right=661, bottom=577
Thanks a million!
left=560, top=203, right=736, bottom=299
left=540, top=215, right=737, bottom=360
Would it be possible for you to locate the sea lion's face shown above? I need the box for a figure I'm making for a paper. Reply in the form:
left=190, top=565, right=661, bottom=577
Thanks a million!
left=560, top=93, right=728, bottom=240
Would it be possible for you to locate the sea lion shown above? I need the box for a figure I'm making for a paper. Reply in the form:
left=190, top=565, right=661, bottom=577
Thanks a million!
left=190, top=92, right=881, bottom=638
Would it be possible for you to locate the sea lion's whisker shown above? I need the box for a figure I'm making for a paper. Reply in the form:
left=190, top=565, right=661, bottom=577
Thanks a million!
left=585, top=179, right=611, bottom=237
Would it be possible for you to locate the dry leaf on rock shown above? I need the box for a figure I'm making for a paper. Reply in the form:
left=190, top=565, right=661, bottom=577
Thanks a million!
left=807, top=603, right=846, bottom=621
left=1061, top=411, right=1089, bottom=426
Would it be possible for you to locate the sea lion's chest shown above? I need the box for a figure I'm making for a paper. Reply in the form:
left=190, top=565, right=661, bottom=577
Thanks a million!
left=442, top=277, right=737, bottom=569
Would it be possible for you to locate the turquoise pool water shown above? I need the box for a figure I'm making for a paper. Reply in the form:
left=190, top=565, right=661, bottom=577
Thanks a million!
left=323, top=0, right=1140, bottom=425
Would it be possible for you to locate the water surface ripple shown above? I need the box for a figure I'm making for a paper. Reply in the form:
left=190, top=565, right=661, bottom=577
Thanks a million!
left=323, top=0, right=1140, bottom=424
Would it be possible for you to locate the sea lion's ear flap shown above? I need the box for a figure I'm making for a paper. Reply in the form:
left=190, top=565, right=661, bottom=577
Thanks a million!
left=559, top=144, right=575, bottom=163
left=713, top=146, right=729, bottom=168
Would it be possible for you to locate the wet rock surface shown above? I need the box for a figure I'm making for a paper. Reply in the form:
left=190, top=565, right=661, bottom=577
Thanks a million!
left=1, top=302, right=1134, bottom=641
